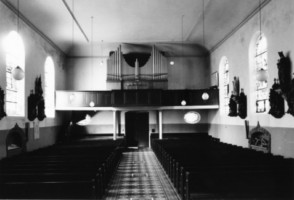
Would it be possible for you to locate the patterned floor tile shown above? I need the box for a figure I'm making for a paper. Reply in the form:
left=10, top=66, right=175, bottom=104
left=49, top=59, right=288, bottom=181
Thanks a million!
left=104, top=149, right=180, bottom=200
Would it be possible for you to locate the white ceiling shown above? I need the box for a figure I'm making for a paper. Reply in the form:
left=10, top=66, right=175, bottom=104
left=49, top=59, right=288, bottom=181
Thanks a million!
left=3, top=0, right=264, bottom=57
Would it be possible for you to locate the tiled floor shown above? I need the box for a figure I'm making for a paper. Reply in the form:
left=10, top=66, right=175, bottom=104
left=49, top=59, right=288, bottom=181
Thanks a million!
left=105, top=148, right=180, bottom=200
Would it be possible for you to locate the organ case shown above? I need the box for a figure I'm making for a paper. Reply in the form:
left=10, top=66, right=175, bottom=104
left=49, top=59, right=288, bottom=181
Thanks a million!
left=107, top=45, right=168, bottom=89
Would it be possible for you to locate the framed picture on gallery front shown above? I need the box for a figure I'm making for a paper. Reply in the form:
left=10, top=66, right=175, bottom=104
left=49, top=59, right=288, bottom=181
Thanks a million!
left=211, top=71, right=219, bottom=89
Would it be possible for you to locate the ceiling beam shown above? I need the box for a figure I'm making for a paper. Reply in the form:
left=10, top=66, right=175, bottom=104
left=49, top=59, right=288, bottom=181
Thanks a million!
left=62, top=0, right=89, bottom=43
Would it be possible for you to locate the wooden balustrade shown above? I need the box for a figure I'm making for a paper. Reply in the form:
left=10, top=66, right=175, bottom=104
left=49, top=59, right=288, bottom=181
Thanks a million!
left=56, top=89, right=219, bottom=110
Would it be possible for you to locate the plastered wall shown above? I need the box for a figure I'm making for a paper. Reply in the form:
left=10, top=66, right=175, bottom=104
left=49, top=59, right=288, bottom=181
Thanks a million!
left=0, top=3, right=67, bottom=159
left=208, top=0, right=294, bottom=158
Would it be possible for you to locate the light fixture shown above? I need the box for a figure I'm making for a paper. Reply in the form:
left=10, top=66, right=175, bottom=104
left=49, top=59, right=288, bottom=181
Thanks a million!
left=170, top=61, right=174, bottom=66
left=184, top=111, right=201, bottom=124
left=12, top=0, right=24, bottom=81
left=202, top=92, right=209, bottom=100
left=89, top=101, right=95, bottom=107
left=256, top=68, right=268, bottom=82
left=181, top=100, right=186, bottom=106
left=89, top=16, right=95, bottom=107
left=12, top=66, right=24, bottom=80
left=256, top=0, right=267, bottom=83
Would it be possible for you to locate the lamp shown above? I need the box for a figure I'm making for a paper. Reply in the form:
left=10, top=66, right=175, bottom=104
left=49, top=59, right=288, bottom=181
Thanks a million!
left=12, top=66, right=24, bottom=80
left=12, top=0, right=24, bottom=81
left=256, top=0, right=267, bottom=83
left=181, top=100, right=186, bottom=106
left=89, top=16, right=95, bottom=107
left=202, top=92, right=209, bottom=100
left=256, top=68, right=268, bottom=82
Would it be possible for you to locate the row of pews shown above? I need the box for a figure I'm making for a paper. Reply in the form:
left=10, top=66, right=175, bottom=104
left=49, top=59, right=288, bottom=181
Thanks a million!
left=151, top=133, right=294, bottom=200
left=0, top=137, right=124, bottom=199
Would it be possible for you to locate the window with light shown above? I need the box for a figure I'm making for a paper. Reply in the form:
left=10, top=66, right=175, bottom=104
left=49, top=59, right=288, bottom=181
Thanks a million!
left=223, top=57, right=230, bottom=115
left=3, top=31, right=25, bottom=116
left=44, top=56, right=55, bottom=118
left=255, top=33, right=268, bottom=113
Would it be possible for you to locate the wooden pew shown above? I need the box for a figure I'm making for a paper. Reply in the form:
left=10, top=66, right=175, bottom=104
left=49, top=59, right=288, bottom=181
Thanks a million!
left=0, top=137, right=125, bottom=199
left=151, top=135, right=294, bottom=200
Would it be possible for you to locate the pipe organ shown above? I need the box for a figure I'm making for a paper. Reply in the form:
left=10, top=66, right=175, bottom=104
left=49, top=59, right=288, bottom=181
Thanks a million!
left=107, top=45, right=168, bottom=89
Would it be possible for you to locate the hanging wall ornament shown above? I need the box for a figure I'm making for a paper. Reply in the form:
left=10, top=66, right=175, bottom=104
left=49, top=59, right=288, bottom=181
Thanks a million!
left=238, top=88, right=247, bottom=119
left=232, top=76, right=240, bottom=96
left=37, top=97, right=46, bottom=121
left=277, top=51, right=291, bottom=96
left=228, top=93, right=238, bottom=117
left=228, top=76, right=240, bottom=117
left=35, top=76, right=46, bottom=121
left=268, top=79, right=285, bottom=118
left=0, top=87, right=7, bottom=120
left=286, top=76, right=294, bottom=116
left=28, top=90, right=37, bottom=121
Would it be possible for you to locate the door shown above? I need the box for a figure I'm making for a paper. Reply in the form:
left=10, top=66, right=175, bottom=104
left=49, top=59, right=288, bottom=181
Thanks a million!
left=125, top=111, right=149, bottom=148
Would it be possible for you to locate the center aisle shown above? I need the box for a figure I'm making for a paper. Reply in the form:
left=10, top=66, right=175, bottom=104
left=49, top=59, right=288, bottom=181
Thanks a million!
left=105, top=148, right=180, bottom=200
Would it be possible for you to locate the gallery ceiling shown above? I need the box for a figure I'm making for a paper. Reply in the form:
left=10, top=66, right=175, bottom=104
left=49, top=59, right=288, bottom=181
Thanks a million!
left=2, top=0, right=267, bottom=57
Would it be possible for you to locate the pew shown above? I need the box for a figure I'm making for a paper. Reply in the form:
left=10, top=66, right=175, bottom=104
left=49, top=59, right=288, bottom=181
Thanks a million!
left=152, top=133, right=294, bottom=200
left=0, top=136, right=124, bottom=199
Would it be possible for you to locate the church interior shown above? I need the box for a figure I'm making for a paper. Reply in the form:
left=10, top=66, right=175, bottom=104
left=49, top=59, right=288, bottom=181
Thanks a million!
left=0, top=0, right=293, bottom=199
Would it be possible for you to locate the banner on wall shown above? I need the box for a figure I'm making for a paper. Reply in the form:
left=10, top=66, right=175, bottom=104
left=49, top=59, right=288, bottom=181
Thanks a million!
left=33, top=120, right=40, bottom=140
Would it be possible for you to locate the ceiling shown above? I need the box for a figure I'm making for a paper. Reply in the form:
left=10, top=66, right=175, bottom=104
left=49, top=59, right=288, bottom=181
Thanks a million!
left=3, top=0, right=265, bottom=57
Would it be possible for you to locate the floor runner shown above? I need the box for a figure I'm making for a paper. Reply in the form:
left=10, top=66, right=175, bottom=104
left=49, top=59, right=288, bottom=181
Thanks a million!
left=105, top=148, right=180, bottom=200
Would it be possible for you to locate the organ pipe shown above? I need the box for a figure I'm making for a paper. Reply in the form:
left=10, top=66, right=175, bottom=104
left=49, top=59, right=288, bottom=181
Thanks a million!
left=107, top=45, right=167, bottom=82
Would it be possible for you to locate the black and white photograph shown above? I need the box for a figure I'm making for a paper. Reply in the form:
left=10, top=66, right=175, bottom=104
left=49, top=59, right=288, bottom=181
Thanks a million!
left=0, top=0, right=293, bottom=199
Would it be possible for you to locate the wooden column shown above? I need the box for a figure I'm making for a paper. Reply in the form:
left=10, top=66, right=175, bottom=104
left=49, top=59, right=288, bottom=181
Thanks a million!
left=113, top=110, right=117, bottom=140
left=159, top=110, right=163, bottom=140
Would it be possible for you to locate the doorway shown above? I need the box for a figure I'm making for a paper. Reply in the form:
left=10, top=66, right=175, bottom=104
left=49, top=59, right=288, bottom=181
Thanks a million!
left=125, top=111, right=149, bottom=148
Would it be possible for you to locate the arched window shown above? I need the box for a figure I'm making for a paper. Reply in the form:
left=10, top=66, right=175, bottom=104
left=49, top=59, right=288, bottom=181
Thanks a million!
left=219, top=56, right=230, bottom=115
left=3, top=31, right=25, bottom=116
left=255, top=33, right=268, bottom=113
left=44, top=56, right=55, bottom=118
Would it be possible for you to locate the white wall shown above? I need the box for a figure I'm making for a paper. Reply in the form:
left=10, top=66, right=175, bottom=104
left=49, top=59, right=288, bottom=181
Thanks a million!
left=66, top=57, right=108, bottom=90
left=208, top=0, right=294, bottom=158
left=0, top=3, right=67, bottom=159
left=167, top=56, right=209, bottom=89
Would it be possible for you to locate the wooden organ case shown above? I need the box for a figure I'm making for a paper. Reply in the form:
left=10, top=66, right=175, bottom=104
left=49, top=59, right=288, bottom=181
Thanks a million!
left=107, top=45, right=168, bottom=89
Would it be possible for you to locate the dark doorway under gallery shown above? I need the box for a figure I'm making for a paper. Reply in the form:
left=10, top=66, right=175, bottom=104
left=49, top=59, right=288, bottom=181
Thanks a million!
left=125, top=111, right=149, bottom=148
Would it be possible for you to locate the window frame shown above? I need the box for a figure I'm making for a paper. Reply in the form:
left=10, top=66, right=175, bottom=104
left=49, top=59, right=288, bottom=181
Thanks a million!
left=255, top=33, right=268, bottom=113
left=44, top=56, right=55, bottom=118
left=4, top=31, right=25, bottom=117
